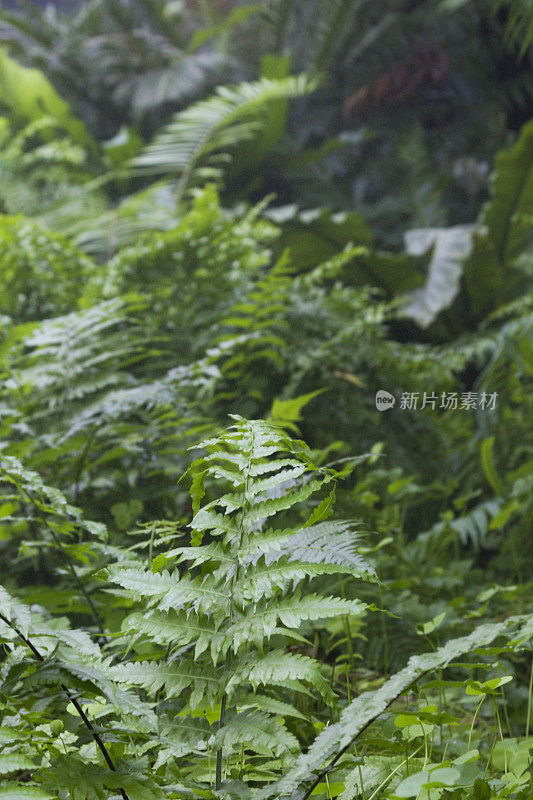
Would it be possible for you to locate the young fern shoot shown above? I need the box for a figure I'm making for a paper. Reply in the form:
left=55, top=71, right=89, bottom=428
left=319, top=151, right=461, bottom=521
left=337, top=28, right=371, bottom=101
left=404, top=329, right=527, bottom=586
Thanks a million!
left=103, top=416, right=377, bottom=793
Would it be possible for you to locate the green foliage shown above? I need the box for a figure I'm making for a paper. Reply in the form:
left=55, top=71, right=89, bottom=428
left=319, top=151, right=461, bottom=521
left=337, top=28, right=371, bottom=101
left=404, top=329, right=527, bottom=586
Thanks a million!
left=102, top=419, right=374, bottom=783
left=257, top=615, right=533, bottom=800
left=0, top=47, right=95, bottom=150
left=0, top=419, right=374, bottom=796
left=0, top=216, right=91, bottom=322
left=0, top=1, right=239, bottom=138
left=0, top=3, right=531, bottom=799
left=0, top=116, right=95, bottom=218
left=131, top=74, right=315, bottom=204
left=2, top=420, right=531, bottom=800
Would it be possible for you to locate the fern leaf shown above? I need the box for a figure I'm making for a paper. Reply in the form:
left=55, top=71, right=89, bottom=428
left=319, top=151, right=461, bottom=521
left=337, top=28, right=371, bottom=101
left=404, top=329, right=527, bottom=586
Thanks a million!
left=234, top=557, right=372, bottom=603
left=131, top=76, right=315, bottom=201
left=100, top=565, right=175, bottom=597
left=125, top=609, right=223, bottom=660
left=227, top=650, right=337, bottom=707
left=215, top=710, right=299, bottom=758
left=275, top=521, right=377, bottom=581
left=168, top=542, right=234, bottom=568
left=110, top=659, right=221, bottom=709
left=154, top=717, right=211, bottom=766
left=238, top=692, right=308, bottom=722
left=245, top=475, right=334, bottom=523
left=255, top=617, right=526, bottom=799
left=101, top=566, right=229, bottom=616
left=227, top=593, right=367, bottom=651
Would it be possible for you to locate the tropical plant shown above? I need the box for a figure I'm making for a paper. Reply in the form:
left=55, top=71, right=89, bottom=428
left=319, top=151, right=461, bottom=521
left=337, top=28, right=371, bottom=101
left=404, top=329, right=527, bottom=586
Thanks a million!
left=0, top=0, right=242, bottom=138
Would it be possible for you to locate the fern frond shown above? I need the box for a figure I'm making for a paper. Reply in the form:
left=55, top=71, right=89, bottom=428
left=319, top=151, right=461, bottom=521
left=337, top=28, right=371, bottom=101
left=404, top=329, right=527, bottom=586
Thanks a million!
left=255, top=617, right=528, bottom=800
left=227, top=649, right=336, bottom=707
left=101, top=565, right=229, bottom=616
left=238, top=692, right=308, bottom=722
left=124, top=609, right=224, bottom=660
left=154, top=717, right=211, bottom=766
left=418, top=499, right=502, bottom=552
left=131, top=76, right=315, bottom=202
left=215, top=710, right=299, bottom=758
left=245, top=475, right=334, bottom=523
left=234, top=557, right=372, bottom=603
left=110, top=659, right=221, bottom=708
left=227, top=593, right=367, bottom=652
left=101, top=417, right=375, bottom=789
left=268, top=521, right=377, bottom=578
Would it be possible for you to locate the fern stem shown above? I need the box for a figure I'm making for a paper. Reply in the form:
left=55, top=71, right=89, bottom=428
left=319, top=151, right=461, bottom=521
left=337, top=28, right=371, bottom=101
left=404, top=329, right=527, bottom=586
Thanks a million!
left=0, top=611, right=129, bottom=800
left=501, top=684, right=513, bottom=737
left=339, top=575, right=354, bottom=699
left=379, top=586, right=389, bottom=678
left=215, top=425, right=256, bottom=790
left=492, top=696, right=508, bottom=784
left=468, top=696, right=485, bottom=751
left=22, top=488, right=105, bottom=635
left=215, top=690, right=228, bottom=788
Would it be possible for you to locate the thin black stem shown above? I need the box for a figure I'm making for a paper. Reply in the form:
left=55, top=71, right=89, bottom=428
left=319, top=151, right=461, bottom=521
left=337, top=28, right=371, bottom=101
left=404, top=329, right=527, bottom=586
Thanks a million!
left=215, top=690, right=228, bottom=789
left=21, top=487, right=105, bottom=635
left=0, top=611, right=129, bottom=800
left=73, top=428, right=97, bottom=504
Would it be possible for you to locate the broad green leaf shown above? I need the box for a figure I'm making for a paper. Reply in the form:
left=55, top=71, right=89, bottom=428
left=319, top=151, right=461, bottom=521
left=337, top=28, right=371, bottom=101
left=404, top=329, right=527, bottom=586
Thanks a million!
left=0, top=754, right=35, bottom=774
left=401, top=225, right=475, bottom=328
left=393, top=766, right=461, bottom=797
left=0, top=786, right=54, bottom=800
left=0, top=49, right=96, bottom=153
left=481, top=437, right=507, bottom=496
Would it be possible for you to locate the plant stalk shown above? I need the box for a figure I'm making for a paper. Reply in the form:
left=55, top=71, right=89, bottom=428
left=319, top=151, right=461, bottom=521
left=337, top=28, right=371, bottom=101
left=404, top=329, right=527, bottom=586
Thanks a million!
left=0, top=611, right=129, bottom=800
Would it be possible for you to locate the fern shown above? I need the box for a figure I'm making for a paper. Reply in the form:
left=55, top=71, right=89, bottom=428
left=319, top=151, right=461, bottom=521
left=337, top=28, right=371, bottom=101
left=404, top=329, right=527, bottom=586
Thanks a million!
left=0, top=289, right=221, bottom=518
left=0, top=215, right=91, bottom=323
left=217, top=249, right=294, bottom=384
left=1, top=421, right=532, bottom=799
left=131, top=75, right=315, bottom=203
left=101, top=416, right=375, bottom=790
left=256, top=614, right=533, bottom=800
